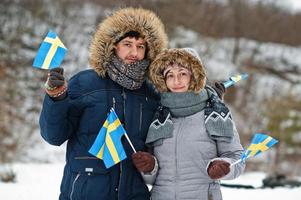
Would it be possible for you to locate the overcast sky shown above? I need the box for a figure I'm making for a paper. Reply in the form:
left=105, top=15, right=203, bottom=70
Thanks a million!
left=290, top=0, right=301, bottom=9
left=286, top=0, right=301, bottom=11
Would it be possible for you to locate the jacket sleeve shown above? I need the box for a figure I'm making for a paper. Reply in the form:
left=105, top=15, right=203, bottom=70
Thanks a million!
left=141, top=156, right=159, bottom=185
left=39, top=75, right=81, bottom=146
left=208, top=124, right=245, bottom=180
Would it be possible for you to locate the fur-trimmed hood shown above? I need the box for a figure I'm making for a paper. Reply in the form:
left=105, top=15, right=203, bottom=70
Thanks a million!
left=89, top=7, right=168, bottom=77
left=148, top=48, right=206, bottom=93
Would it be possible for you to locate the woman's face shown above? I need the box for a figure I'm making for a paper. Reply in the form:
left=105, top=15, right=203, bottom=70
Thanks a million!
left=164, top=64, right=192, bottom=93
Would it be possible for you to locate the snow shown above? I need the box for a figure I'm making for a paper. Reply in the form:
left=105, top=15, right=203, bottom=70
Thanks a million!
left=209, top=0, right=301, bottom=13
left=0, top=163, right=63, bottom=200
left=223, top=185, right=301, bottom=200
left=0, top=163, right=300, bottom=200
left=222, top=172, right=301, bottom=200
left=171, top=27, right=301, bottom=100
left=1, top=22, right=299, bottom=200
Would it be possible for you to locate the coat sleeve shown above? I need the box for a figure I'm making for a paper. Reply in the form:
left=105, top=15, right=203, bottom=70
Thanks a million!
left=208, top=124, right=245, bottom=180
left=141, top=156, right=159, bottom=185
left=39, top=76, right=81, bottom=146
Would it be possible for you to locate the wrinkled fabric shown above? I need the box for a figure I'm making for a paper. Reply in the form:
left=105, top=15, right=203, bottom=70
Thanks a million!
left=40, top=70, right=159, bottom=200
left=150, top=111, right=245, bottom=200
left=107, top=55, right=150, bottom=90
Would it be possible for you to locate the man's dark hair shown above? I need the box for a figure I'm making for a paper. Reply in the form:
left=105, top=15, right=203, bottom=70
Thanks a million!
left=115, top=31, right=148, bottom=58
left=115, top=31, right=142, bottom=44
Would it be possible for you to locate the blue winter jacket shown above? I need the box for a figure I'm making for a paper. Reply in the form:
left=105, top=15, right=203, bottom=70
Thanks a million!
left=40, top=69, right=159, bottom=200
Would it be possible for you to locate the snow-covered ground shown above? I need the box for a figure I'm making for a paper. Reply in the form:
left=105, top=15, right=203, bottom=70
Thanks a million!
left=0, top=163, right=300, bottom=200
left=222, top=172, right=301, bottom=200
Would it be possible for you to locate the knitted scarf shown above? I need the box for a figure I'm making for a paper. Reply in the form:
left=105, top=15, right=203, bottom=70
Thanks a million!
left=106, top=55, right=150, bottom=90
left=145, top=87, right=234, bottom=147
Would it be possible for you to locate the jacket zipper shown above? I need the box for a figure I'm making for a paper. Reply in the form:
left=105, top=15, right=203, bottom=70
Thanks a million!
left=117, top=163, right=122, bottom=200
left=117, top=88, right=126, bottom=200
left=174, top=121, right=178, bottom=200
left=113, top=97, right=116, bottom=110
left=122, top=88, right=126, bottom=117
left=70, top=173, right=80, bottom=200
left=139, top=103, right=143, bottom=132
left=175, top=119, right=184, bottom=199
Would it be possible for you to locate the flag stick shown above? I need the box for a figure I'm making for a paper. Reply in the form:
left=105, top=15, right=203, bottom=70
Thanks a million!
left=230, top=158, right=242, bottom=167
left=110, top=107, right=137, bottom=153
left=231, top=154, right=250, bottom=167
left=124, top=133, right=137, bottom=153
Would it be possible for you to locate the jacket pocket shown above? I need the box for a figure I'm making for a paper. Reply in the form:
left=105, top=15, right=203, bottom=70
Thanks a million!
left=70, top=172, right=112, bottom=200
left=71, top=156, right=110, bottom=174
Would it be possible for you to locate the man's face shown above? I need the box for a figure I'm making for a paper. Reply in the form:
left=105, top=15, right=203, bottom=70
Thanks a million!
left=114, top=37, right=146, bottom=64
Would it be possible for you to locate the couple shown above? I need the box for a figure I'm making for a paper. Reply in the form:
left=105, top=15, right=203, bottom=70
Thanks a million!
left=39, top=7, right=245, bottom=200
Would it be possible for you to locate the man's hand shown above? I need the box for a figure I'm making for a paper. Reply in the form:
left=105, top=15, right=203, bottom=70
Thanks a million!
left=213, top=82, right=226, bottom=100
left=132, top=151, right=155, bottom=173
left=207, top=160, right=230, bottom=179
left=46, top=68, right=65, bottom=88
left=44, top=67, right=67, bottom=100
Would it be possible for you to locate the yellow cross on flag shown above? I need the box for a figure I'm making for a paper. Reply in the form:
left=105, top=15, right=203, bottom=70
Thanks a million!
left=33, top=31, right=67, bottom=70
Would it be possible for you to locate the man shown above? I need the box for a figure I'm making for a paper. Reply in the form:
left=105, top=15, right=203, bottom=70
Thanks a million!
left=39, top=8, right=168, bottom=200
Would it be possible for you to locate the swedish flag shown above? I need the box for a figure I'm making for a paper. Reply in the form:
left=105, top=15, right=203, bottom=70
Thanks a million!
left=241, top=133, right=278, bottom=162
left=223, top=73, right=248, bottom=88
left=89, top=109, right=127, bottom=168
left=33, top=31, right=67, bottom=70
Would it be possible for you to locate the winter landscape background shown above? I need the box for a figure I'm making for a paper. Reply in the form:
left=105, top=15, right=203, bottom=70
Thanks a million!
left=1, top=0, right=301, bottom=199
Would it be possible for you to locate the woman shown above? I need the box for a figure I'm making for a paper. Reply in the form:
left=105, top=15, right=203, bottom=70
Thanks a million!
left=142, top=48, right=245, bottom=200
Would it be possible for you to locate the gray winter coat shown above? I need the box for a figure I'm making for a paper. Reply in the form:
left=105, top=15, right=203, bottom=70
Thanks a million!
left=145, top=110, right=245, bottom=200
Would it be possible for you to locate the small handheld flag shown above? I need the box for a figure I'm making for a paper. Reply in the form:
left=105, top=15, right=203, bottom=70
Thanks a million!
left=223, top=73, right=248, bottom=88
left=231, top=133, right=278, bottom=166
left=33, top=31, right=67, bottom=70
left=89, top=108, right=136, bottom=168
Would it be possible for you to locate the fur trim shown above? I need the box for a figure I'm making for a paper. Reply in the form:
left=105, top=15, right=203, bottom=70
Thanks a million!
left=148, top=49, right=206, bottom=93
left=89, top=7, right=168, bottom=77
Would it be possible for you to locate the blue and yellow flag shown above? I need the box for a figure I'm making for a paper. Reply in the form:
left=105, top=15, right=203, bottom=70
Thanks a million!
left=223, top=73, right=248, bottom=88
left=241, top=133, right=278, bottom=162
left=33, top=31, right=67, bottom=70
left=89, top=109, right=127, bottom=168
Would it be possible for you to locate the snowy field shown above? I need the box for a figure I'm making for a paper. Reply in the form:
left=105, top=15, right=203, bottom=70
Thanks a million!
left=0, top=163, right=300, bottom=200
